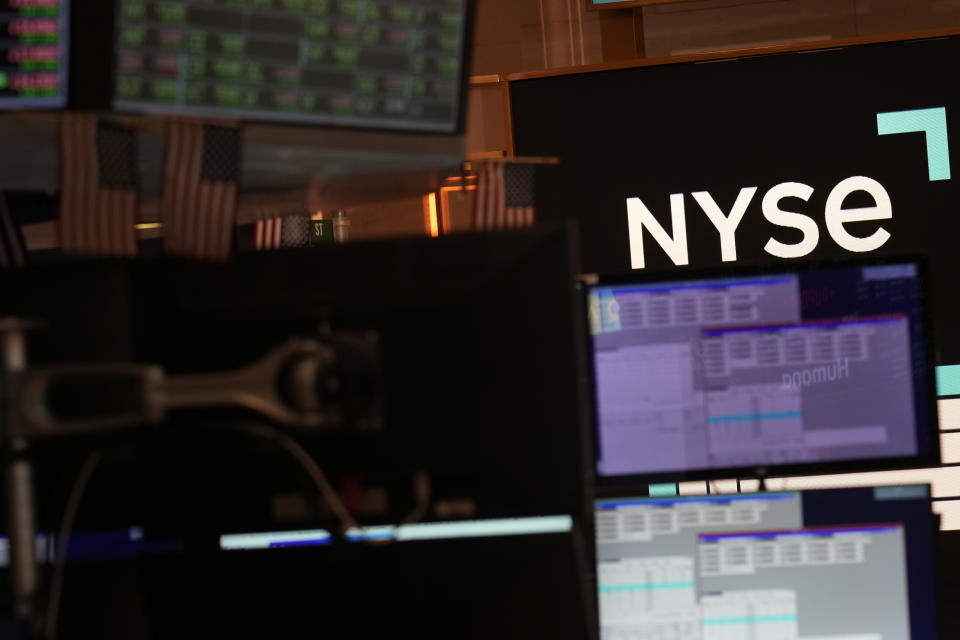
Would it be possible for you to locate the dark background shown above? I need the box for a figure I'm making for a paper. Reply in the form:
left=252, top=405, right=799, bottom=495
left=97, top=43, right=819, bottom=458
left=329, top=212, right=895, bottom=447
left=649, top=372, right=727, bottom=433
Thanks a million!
left=511, top=34, right=960, bottom=365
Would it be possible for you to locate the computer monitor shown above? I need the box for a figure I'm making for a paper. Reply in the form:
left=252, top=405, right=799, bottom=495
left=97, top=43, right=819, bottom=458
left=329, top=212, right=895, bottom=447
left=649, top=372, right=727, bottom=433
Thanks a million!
left=0, top=0, right=69, bottom=109
left=111, top=0, right=473, bottom=133
left=0, top=225, right=597, bottom=637
left=586, top=257, right=938, bottom=484
left=595, top=485, right=939, bottom=640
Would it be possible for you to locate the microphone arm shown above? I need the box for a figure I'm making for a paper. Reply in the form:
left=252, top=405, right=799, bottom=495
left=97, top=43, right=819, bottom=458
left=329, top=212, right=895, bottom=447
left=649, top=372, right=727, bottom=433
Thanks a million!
left=12, top=338, right=340, bottom=439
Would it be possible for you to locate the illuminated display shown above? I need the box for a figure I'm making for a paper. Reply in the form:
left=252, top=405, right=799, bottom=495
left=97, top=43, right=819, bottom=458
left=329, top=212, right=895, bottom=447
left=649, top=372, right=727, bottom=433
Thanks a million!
left=0, top=0, right=68, bottom=108
left=113, top=0, right=469, bottom=132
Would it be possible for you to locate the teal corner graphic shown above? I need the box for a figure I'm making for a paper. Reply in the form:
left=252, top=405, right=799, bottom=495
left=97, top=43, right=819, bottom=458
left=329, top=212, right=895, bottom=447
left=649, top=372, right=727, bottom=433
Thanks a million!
left=937, top=364, right=960, bottom=397
left=877, top=107, right=951, bottom=181
left=648, top=483, right=678, bottom=497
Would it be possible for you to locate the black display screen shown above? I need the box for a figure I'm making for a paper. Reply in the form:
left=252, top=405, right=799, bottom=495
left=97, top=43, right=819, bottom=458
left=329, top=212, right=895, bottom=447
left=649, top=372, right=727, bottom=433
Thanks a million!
left=113, top=0, right=470, bottom=132
left=0, top=0, right=68, bottom=108
left=511, top=34, right=960, bottom=366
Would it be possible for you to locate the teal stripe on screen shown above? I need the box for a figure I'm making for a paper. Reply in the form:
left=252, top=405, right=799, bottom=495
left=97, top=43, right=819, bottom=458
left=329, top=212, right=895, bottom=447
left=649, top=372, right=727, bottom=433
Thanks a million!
left=707, top=411, right=802, bottom=424
left=702, top=615, right=797, bottom=626
left=599, top=582, right=694, bottom=593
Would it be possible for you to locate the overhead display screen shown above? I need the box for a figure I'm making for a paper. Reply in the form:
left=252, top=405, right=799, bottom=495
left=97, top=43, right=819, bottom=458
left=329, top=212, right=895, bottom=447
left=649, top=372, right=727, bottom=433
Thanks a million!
left=113, top=0, right=470, bottom=132
left=0, top=0, right=69, bottom=108
left=587, top=259, right=937, bottom=482
left=511, top=34, right=960, bottom=366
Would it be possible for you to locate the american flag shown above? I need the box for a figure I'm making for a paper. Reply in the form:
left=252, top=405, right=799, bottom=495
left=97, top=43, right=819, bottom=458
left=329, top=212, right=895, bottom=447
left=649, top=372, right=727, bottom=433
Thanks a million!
left=59, top=114, right=139, bottom=256
left=253, top=215, right=311, bottom=250
left=472, top=160, right=537, bottom=230
left=0, top=192, right=26, bottom=268
left=161, top=121, right=242, bottom=261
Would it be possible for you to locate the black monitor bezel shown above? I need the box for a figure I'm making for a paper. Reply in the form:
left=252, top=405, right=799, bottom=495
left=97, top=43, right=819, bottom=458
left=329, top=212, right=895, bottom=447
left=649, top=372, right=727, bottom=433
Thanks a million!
left=584, top=254, right=941, bottom=490
left=97, top=0, right=475, bottom=135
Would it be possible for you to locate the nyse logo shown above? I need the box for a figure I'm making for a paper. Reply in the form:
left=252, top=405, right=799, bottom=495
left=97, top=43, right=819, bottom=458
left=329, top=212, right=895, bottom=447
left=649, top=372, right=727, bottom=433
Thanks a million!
left=626, top=107, right=951, bottom=269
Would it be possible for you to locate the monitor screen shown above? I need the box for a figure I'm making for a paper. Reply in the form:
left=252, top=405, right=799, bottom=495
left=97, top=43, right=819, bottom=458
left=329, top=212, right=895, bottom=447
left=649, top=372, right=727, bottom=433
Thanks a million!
left=587, top=259, right=937, bottom=482
left=112, top=0, right=471, bottom=133
left=595, top=485, right=938, bottom=640
left=0, top=0, right=69, bottom=109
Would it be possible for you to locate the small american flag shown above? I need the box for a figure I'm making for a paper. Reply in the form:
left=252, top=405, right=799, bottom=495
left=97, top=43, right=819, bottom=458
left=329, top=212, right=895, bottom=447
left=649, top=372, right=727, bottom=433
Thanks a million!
left=253, top=215, right=312, bottom=250
left=59, top=114, right=139, bottom=256
left=161, top=121, right=242, bottom=261
left=473, top=160, right=537, bottom=230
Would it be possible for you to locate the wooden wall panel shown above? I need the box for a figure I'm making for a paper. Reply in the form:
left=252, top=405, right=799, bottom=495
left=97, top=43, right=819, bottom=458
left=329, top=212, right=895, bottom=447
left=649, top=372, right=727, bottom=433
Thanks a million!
left=442, top=186, right=476, bottom=233
left=470, top=0, right=546, bottom=75
left=599, top=8, right=645, bottom=60
left=466, top=82, right=510, bottom=156
left=343, top=196, right=427, bottom=242
left=641, top=0, right=858, bottom=58
left=471, top=0, right=607, bottom=76
left=855, top=0, right=960, bottom=34
left=641, top=0, right=960, bottom=59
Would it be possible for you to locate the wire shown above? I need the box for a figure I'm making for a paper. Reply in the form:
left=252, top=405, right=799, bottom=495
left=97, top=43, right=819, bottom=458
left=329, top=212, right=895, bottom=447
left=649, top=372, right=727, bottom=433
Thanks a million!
left=44, top=451, right=102, bottom=640
left=237, top=423, right=359, bottom=534
left=240, top=424, right=432, bottom=537
left=399, top=469, right=431, bottom=525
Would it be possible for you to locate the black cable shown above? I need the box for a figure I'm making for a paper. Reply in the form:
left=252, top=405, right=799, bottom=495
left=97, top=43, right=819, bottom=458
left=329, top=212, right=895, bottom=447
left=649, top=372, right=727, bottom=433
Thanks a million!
left=43, top=451, right=102, bottom=640
left=234, top=423, right=359, bottom=534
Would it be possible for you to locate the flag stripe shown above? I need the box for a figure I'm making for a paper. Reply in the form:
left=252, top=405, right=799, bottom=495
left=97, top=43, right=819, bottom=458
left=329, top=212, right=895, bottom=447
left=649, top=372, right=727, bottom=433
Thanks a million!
left=220, top=187, right=237, bottom=258
left=160, top=122, right=179, bottom=254
left=58, top=115, right=72, bottom=250
left=176, top=122, right=199, bottom=255
left=205, top=183, right=221, bottom=258
left=501, top=163, right=508, bottom=228
left=474, top=163, right=486, bottom=229
left=84, top=118, right=99, bottom=253
left=491, top=162, right=500, bottom=229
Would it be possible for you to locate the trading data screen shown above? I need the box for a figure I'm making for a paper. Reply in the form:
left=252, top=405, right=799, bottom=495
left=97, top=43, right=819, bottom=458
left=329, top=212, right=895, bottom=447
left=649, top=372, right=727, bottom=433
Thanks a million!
left=588, top=262, right=932, bottom=479
left=595, top=486, right=937, bottom=640
left=113, top=0, right=469, bottom=132
left=0, top=0, right=68, bottom=108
